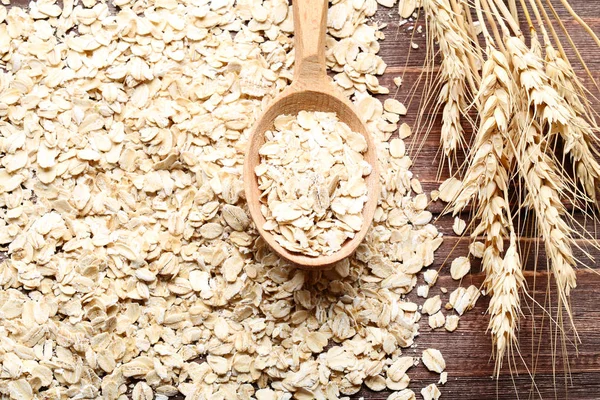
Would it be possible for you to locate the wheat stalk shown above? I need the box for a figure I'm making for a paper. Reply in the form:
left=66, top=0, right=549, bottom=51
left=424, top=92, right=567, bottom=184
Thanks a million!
left=423, top=0, right=471, bottom=165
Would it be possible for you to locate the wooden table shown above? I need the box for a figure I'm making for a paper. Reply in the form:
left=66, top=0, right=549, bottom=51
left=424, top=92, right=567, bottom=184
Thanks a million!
left=3, top=1, right=600, bottom=399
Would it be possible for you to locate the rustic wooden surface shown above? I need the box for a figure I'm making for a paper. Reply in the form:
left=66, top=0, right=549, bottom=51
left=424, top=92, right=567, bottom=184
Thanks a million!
left=4, top=0, right=600, bottom=399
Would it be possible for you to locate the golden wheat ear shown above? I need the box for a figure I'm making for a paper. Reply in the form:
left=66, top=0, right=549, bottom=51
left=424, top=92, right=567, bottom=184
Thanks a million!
left=421, top=0, right=479, bottom=173
left=422, top=0, right=600, bottom=379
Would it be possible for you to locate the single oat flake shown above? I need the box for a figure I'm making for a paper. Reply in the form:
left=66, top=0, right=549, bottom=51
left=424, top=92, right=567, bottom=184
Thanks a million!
left=450, top=256, right=471, bottom=280
left=422, top=348, right=447, bottom=373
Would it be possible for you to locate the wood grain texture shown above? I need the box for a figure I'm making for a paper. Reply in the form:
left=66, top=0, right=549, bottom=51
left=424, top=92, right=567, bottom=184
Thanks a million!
left=2, top=0, right=600, bottom=399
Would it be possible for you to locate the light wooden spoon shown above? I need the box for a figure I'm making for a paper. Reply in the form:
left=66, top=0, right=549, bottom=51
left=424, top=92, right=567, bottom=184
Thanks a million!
left=243, top=0, right=380, bottom=269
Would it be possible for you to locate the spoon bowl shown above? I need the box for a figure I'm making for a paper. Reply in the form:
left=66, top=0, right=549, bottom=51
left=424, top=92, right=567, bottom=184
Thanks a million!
left=243, top=0, right=380, bottom=269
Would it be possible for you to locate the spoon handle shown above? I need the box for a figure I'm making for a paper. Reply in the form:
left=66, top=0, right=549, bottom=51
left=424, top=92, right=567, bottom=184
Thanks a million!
left=293, top=0, right=328, bottom=84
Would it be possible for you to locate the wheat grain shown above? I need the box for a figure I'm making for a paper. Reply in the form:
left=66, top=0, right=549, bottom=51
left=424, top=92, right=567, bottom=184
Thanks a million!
left=423, top=0, right=470, bottom=163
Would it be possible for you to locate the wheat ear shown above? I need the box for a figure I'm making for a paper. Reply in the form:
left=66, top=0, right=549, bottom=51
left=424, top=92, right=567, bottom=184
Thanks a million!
left=423, top=0, right=470, bottom=163
left=545, top=45, right=600, bottom=202
left=519, top=117, right=577, bottom=316
left=505, top=36, right=573, bottom=126
left=452, top=49, right=511, bottom=217
left=487, top=233, right=524, bottom=377
left=451, top=48, right=524, bottom=373
left=505, top=35, right=577, bottom=324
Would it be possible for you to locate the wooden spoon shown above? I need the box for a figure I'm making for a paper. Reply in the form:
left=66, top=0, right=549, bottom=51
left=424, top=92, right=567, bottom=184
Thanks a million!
left=243, top=0, right=380, bottom=269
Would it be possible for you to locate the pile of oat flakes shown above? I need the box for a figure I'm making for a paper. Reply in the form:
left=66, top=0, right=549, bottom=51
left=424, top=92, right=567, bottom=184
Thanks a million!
left=257, top=111, right=371, bottom=257
left=0, top=0, right=477, bottom=399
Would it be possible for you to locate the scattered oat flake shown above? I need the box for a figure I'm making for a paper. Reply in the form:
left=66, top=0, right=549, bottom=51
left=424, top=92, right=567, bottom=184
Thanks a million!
left=388, top=389, right=417, bottom=400
left=452, top=216, right=466, bottom=235
left=428, top=311, right=445, bottom=329
left=366, top=374, right=388, bottom=391
left=470, top=241, right=485, bottom=258
left=438, top=177, right=462, bottom=202
left=377, top=0, right=398, bottom=7
left=422, top=295, right=442, bottom=315
left=421, top=383, right=442, bottom=400
left=439, top=371, right=448, bottom=385
left=384, top=98, right=408, bottom=115
left=444, top=315, right=460, bottom=332
left=399, top=301, right=419, bottom=312
left=450, top=285, right=481, bottom=315
left=410, top=178, right=423, bottom=194
left=424, top=269, right=439, bottom=286
left=399, top=0, right=417, bottom=18
left=390, top=138, right=406, bottom=158
left=422, top=349, right=446, bottom=373
left=450, top=256, right=471, bottom=280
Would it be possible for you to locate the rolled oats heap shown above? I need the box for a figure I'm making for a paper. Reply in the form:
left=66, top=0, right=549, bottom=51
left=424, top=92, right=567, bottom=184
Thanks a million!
left=256, top=111, right=371, bottom=256
left=0, top=0, right=462, bottom=399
